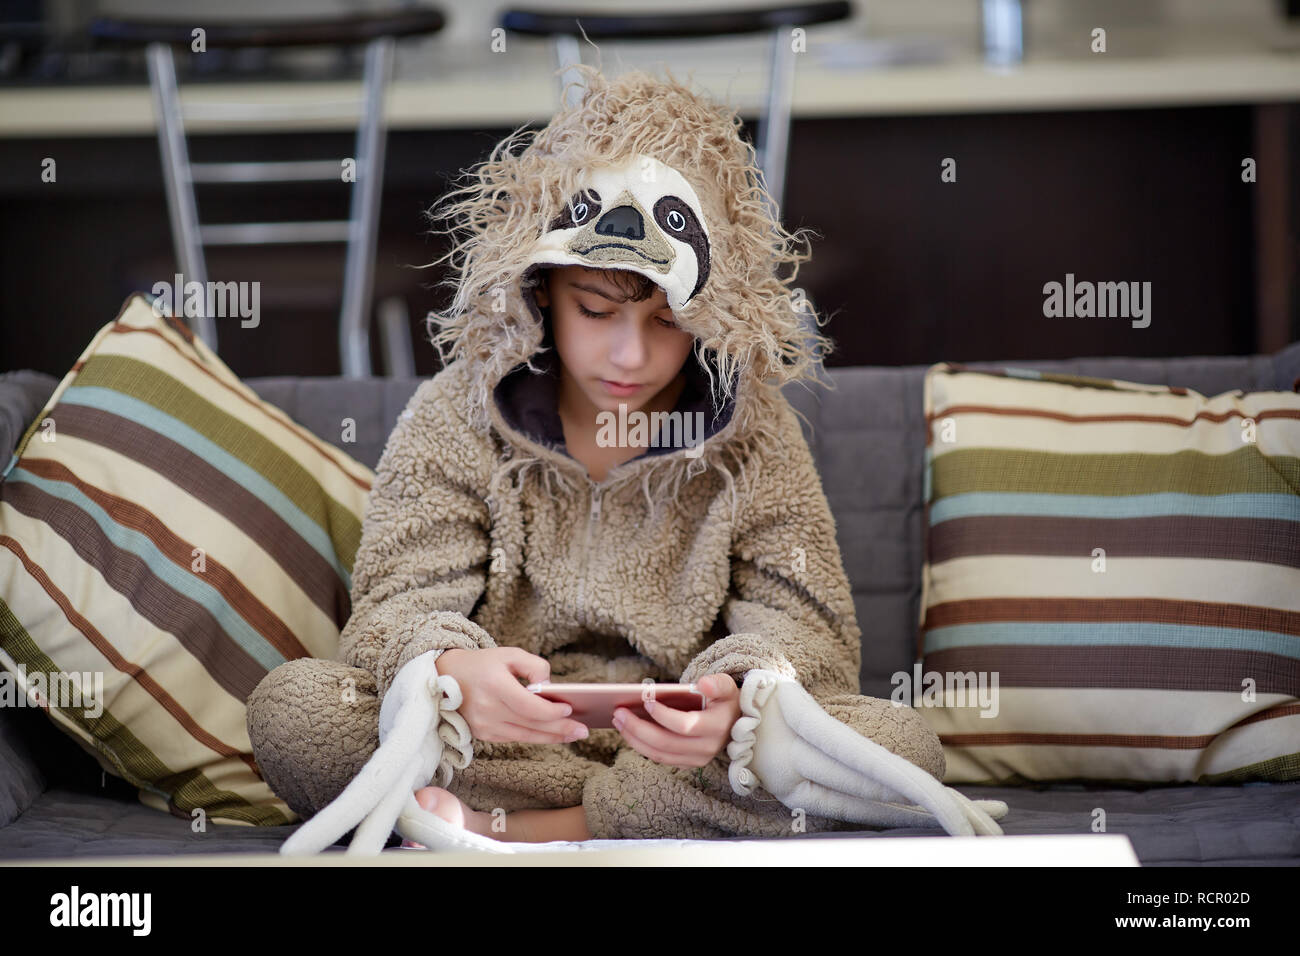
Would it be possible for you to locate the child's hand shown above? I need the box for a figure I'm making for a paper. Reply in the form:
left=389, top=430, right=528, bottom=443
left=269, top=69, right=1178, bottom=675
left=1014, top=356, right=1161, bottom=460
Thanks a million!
left=435, top=648, right=589, bottom=745
left=611, top=674, right=742, bottom=768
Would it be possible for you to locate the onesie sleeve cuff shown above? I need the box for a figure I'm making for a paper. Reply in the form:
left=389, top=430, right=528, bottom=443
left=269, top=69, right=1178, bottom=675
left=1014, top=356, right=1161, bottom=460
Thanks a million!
left=678, top=632, right=797, bottom=690
left=375, top=611, right=497, bottom=701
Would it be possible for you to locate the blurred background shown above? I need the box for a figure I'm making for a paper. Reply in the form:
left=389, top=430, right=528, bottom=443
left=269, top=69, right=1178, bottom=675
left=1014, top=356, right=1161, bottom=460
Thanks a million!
left=1, top=0, right=1297, bottom=378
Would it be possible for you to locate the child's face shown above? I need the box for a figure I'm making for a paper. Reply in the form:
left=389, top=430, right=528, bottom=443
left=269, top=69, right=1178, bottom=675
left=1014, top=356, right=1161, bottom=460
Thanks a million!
left=535, top=265, right=695, bottom=421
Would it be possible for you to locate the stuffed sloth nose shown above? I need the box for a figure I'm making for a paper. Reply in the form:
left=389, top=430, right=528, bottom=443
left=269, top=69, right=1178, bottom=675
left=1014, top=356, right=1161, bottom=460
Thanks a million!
left=595, top=205, right=644, bottom=241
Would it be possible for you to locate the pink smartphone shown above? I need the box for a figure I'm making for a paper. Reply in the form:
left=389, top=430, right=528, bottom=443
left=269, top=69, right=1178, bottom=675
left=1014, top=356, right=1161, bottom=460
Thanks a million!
left=526, top=682, right=708, bottom=729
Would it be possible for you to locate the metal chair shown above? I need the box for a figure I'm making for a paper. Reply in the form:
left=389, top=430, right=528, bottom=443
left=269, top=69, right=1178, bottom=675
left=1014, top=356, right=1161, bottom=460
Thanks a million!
left=500, top=2, right=852, bottom=217
left=89, top=9, right=445, bottom=377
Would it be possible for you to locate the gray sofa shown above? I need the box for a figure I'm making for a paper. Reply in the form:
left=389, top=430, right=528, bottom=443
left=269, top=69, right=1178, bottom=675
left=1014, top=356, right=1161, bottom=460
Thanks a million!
left=3, top=342, right=1299, bottom=865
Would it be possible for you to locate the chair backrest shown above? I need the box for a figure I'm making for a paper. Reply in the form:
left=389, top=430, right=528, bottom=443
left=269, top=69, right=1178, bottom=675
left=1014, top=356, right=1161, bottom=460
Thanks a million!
left=499, top=2, right=852, bottom=220
left=88, top=10, right=446, bottom=377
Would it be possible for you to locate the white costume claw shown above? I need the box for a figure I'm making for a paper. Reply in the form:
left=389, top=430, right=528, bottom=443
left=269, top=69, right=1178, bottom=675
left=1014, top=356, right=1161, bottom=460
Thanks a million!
left=279, top=651, right=475, bottom=856
left=727, top=670, right=1009, bottom=837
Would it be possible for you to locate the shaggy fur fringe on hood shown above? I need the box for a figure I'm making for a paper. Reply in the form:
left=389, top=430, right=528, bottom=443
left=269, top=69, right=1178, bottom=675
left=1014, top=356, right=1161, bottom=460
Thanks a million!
left=420, top=63, right=837, bottom=523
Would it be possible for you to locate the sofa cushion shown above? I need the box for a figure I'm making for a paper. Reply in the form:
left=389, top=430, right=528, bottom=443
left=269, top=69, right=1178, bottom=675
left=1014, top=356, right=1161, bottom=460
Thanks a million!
left=916, top=361, right=1300, bottom=785
left=0, top=293, right=375, bottom=825
left=2, top=778, right=1297, bottom=864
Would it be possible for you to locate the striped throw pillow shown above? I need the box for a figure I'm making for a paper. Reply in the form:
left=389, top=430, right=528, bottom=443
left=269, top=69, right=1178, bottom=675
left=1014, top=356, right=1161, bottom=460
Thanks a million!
left=917, top=362, right=1300, bottom=785
left=0, top=294, right=374, bottom=824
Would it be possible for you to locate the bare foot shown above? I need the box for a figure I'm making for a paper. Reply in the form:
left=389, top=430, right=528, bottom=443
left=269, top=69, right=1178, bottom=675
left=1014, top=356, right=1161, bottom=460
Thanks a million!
left=409, top=787, right=591, bottom=844
left=413, top=786, right=496, bottom=838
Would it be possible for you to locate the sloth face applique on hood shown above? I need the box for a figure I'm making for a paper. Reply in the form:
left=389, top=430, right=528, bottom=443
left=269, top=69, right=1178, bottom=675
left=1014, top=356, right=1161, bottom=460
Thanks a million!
left=424, top=65, right=831, bottom=519
left=522, top=154, right=712, bottom=312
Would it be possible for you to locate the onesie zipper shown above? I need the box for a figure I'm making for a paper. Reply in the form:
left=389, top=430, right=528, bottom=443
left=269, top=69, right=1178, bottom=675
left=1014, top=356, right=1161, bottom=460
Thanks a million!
left=575, top=482, right=603, bottom=629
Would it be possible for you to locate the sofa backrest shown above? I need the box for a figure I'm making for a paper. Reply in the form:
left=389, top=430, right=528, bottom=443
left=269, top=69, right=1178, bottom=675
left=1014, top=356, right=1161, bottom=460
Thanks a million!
left=3, top=341, right=1296, bottom=706
left=246, top=340, right=1300, bottom=698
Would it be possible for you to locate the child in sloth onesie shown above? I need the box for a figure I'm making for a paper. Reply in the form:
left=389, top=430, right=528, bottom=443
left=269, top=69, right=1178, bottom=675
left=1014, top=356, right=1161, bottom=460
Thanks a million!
left=246, top=64, right=946, bottom=843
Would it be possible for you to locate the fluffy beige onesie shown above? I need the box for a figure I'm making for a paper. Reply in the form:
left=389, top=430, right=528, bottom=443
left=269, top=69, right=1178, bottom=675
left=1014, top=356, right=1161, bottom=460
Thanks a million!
left=247, top=65, right=946, bottom=841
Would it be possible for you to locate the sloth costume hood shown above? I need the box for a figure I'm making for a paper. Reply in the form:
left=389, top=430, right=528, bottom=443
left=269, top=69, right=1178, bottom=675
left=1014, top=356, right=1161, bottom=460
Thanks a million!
left=248, top=66, right=1007, bottom=848
left=422, top=63, right=830, bottom=524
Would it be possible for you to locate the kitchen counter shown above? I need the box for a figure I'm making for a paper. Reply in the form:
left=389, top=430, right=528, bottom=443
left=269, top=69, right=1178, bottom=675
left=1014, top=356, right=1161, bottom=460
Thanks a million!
left=1, top=31, right=1297, bottom=137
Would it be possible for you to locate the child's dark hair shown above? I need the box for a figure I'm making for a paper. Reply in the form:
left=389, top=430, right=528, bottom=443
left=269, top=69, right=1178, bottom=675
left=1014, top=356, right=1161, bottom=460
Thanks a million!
left=535, top=265, right=664, bottom=353
left=538, top=265, right=662, bottom=303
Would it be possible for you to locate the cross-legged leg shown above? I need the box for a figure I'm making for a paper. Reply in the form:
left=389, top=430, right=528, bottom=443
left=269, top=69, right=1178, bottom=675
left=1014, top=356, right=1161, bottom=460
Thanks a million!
left=247, top=657, right=382, bottom=820
left=246, top=656, right=613, bottom=839
left=248, top=659, right=947, bottom=843
left=581, top=692, right=947, bottom=839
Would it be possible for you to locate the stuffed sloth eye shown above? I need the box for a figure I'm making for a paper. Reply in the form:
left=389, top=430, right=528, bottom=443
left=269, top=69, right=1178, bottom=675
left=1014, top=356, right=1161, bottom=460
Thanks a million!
left=652, top=195, right=711, bottom=302
left=547, top=188, right=602, bottom=233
